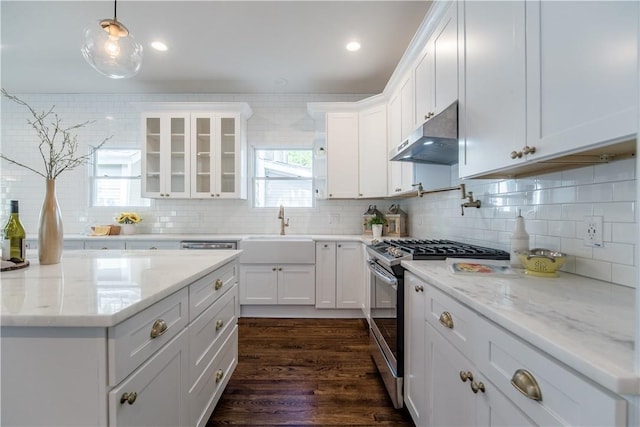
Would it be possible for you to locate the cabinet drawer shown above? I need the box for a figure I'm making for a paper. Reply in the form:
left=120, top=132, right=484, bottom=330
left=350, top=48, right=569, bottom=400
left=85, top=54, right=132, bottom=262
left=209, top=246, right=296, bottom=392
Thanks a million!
left=189, top=261, right=237, bottom=321
left=108, top=288, right=189, bottom=386
left=425, top=286, right=478, bottom=357
left=108, top=328, right=189, bottom=427
left=85, top=240, right=126, bottom=250
left=189, top=282, right=238, bottom=386
left=477, top=319, right=626, bottom=426
left=189, top=325, right=238, bottom=427
left=125, top=240, right=181, bottom=250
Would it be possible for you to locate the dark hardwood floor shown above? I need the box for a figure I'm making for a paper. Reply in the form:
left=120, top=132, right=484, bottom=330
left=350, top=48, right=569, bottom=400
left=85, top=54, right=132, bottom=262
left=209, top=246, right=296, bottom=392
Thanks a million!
left=207, top=318, right=415, bottom=426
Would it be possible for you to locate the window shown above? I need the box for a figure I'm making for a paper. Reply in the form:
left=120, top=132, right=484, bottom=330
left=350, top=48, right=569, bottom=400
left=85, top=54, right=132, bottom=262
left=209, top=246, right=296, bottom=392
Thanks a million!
left=91, top=149, right=150, bottom=207
left=253, top=149, right=313, bottom=207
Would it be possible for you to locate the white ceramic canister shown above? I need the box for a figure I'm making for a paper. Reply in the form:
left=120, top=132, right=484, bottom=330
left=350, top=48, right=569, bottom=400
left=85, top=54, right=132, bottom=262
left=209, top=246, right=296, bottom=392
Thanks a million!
left=510, top=210, right=529, bottom=268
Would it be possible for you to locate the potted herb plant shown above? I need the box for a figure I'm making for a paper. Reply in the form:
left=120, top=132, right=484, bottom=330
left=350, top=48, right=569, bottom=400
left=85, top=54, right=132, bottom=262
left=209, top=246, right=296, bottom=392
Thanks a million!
left=368, top=216, right=386, bottom=239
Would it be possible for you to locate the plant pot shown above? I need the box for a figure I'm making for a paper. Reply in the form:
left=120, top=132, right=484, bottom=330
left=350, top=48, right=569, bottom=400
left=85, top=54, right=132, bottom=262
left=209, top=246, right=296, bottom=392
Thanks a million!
left=121, top=224, right=136, bottom=235
left=372, top=224, right=383, bottom=239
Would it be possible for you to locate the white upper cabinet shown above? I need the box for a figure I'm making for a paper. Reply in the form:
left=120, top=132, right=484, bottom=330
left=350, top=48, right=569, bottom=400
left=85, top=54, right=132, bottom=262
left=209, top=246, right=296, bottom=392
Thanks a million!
left=432, top=4, right=458, bottom=115
left=414, top=45, right=435, bottom=126
left=142, top=113, right=192, bottom=199
left=387, top=91, right=404, bottom=194
left=326, top=112, right=360, bottom=199
left=459, top=0, right=638, bottom=179
left=525, top=0, right=638, bottom=155
left=191, top=113, right=245, bottom=199
left=457, top=0, right=527, bottom=178
left=388, top=74, right=417, bottom=195
left=309, top=97, right=388, bottom=199
left=400, top=73, right=415, bottom=142
left=414, top=2, right=458, bottom=127
left=358, top=104, right=388, bottom=198
left=141, top=103, right=251, bottom=199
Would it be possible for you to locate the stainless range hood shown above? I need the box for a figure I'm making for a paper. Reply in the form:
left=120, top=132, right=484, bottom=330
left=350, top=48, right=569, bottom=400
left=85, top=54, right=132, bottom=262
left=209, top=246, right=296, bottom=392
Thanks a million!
left=390, top=101, right=458, bottom=165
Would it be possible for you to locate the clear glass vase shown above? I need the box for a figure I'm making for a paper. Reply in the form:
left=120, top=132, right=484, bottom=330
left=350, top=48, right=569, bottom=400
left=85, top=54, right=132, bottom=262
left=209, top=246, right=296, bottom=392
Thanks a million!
left=38, top=179, right=63, bottom=265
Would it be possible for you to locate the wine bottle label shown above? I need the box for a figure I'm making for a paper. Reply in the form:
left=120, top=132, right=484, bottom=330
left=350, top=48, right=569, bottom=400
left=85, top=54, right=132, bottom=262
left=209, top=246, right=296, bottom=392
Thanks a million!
left=2, top=237, right=25, bottom=262
left=1, top=238, right=9, bottom=261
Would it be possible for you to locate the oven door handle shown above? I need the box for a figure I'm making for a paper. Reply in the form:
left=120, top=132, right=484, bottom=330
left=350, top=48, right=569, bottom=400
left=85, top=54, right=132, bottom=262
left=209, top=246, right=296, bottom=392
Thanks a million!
left=367, top=260, right=398, bottom=288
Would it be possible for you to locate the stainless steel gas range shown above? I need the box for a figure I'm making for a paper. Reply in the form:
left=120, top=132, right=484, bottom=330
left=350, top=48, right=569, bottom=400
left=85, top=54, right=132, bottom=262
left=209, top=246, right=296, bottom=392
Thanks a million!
left=366, top=239, right=509, bottom=409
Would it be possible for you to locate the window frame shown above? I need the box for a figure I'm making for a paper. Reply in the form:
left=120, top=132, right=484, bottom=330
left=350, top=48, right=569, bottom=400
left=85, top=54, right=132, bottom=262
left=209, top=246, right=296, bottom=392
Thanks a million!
left=251, top=147, right=315, bottom=209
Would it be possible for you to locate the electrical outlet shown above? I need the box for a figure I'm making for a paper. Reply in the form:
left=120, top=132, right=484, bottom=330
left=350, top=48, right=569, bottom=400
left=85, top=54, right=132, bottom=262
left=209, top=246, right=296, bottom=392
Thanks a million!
left=583, top=216, right=603, bottom=248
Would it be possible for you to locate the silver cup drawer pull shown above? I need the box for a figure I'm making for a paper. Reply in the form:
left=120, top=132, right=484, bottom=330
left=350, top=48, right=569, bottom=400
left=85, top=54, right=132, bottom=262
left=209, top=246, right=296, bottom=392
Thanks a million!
left=150, top=319, right=168, bottom=339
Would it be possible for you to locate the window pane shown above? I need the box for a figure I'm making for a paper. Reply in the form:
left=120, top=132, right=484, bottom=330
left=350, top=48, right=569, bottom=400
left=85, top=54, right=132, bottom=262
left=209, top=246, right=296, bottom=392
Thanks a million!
left=92, top=148, right=149, bottom=207
left=255, top=150, right=312, bottom=178
left=254, top=178, right=313, bottom=207
left=93, top=178, right=149, bottom=207
left=253, top=149, right=314, bottom=208
left=95, top=149, right=141, bottom=177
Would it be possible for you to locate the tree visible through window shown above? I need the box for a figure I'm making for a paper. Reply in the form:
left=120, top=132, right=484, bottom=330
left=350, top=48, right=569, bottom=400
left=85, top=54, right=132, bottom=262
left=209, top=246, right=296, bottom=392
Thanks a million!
left=254, top=149, right=313, bottom=207
left=91, top=149, right=150, bottom=207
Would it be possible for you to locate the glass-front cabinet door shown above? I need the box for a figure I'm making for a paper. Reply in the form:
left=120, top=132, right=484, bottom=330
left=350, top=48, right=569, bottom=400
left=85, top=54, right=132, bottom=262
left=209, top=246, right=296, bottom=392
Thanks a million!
left=217, top=115, right=239, bottom=198
left=191, top=114, right=214, bottom=197
left=191, top=114, right=240, bottom=199
left=142, top=113, right=191, bottom=198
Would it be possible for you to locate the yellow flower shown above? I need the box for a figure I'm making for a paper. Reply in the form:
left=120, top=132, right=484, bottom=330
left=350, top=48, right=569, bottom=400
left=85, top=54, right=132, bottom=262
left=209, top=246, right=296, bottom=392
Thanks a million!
left=115, top=212, right=142, bottom=224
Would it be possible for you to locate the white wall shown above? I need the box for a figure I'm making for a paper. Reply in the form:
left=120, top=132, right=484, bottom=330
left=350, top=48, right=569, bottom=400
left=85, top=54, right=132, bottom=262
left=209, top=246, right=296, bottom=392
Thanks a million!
left=1, top=92, right=636, bottom=287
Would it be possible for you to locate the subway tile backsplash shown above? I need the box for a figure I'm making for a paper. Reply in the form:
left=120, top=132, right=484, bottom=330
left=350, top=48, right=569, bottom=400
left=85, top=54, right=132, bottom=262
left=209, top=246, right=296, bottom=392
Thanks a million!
left=405, top=160, right=637, bottom=288
left=1, top=93, right=637, bottom=288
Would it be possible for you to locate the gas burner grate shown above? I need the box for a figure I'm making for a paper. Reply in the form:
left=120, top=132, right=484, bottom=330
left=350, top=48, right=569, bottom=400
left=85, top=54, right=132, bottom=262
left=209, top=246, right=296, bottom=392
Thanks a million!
left=379, top=239, right=509, bottom=260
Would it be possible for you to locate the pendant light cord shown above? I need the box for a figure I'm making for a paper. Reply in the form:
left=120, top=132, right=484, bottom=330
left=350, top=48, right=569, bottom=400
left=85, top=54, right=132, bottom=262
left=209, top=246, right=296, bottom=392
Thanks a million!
left=113, top=0, right=118, bottom=20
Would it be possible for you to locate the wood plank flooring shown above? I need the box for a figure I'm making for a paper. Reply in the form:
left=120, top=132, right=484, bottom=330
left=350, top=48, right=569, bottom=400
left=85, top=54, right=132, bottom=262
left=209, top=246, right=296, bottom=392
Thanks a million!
left=207, top=318, right=415, bottom=426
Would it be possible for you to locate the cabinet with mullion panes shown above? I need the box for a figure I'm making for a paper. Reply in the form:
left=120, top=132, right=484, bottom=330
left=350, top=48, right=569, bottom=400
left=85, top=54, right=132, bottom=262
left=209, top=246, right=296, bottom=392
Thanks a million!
left=191, top=114, right=242, bottom=199
left=142, top=113, right=191, bottom=199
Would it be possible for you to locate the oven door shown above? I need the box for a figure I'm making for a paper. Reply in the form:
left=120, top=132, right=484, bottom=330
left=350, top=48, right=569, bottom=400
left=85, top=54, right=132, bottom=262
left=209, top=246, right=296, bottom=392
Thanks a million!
left=367, top=259, right=403, bottom=409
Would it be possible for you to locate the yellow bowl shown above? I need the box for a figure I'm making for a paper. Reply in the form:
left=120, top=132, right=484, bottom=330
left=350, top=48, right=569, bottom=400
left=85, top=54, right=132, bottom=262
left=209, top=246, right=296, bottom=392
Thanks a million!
left=516, top=248, right=567, bottom=277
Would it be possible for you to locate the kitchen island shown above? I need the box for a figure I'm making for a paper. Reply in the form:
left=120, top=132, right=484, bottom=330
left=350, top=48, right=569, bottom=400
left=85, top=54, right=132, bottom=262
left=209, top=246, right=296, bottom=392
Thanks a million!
left=1, top=249, right=242, bottom=427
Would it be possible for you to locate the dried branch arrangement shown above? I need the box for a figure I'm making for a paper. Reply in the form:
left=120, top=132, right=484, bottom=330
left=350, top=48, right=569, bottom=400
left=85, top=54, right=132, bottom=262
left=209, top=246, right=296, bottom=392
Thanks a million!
left=1, top=89, right=112, bottom=179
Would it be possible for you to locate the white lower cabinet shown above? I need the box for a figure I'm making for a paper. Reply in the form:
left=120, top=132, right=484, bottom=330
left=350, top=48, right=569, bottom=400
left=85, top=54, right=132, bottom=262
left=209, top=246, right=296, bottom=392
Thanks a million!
left=426, top=322, right=534, bottom=427
left=405, top=271, right=627, bottom=427
left=189, top=325, right=238, bottom=427
left=240, top=264, right=315, bottom=305
left=476, top=318, right=627, bottom=426
left=315, top=241, right=363, bottom=309
left=85, top=240, right=127, bottom=250
left=403, top=272, right=427, bottom=425
left=109, top=329, right=190, bottom=427
left=125, top=240, right=182, bottom=250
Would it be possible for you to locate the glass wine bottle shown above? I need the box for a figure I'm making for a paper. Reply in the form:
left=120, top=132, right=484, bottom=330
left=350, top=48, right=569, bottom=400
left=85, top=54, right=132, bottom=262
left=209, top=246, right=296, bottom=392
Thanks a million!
left=3, top=200, right=26, bottom=263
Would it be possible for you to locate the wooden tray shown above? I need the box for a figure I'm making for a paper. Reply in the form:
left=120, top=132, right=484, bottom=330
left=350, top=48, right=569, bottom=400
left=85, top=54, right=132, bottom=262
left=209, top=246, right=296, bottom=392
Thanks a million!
left=1, top=259, right=30, bottom=272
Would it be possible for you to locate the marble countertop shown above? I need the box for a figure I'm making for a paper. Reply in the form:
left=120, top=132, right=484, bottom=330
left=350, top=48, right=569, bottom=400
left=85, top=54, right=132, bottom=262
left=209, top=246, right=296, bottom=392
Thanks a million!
left=0, top=250, right=242, bottom=328
left=402, top=260, right=638, bottom=395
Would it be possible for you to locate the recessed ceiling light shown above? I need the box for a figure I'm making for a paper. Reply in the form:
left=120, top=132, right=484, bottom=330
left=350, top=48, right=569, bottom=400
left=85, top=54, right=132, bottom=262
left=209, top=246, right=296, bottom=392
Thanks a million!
left=151, top=41, right=168, bottom=51
left=346, top=41, right=361, bottom=52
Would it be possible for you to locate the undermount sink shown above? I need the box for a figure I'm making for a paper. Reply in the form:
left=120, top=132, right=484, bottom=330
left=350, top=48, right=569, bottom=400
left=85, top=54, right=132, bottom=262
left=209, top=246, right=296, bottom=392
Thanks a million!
left=240, top=236, right=315, bottom=264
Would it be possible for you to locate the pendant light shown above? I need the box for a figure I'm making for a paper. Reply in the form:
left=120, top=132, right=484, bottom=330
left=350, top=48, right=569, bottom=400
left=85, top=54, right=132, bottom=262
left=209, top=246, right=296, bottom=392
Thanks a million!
left=81, top=0, right=143, bottom=79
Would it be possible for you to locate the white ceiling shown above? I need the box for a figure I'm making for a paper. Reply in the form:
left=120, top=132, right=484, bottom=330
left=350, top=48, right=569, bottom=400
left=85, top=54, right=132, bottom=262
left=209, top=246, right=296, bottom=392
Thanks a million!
left=1, top=1, right=431, bottom=94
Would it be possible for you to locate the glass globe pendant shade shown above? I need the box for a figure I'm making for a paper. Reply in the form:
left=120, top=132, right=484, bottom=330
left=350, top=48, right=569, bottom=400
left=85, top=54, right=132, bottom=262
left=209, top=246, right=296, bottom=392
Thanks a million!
left=81, top=18, right=143, bottom=79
